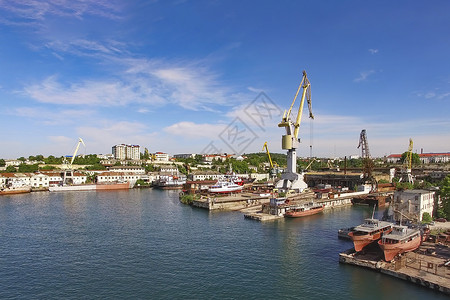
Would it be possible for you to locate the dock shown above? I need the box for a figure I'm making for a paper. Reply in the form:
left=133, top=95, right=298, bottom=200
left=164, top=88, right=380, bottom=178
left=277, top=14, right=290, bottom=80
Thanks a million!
left=339, top=242, right=450, bottom=295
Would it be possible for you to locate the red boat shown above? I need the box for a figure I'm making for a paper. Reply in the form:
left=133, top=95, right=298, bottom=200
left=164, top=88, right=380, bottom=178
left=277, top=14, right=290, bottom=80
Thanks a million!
left=284, top=202, right=324, bottom=218
left=378, top=225, right=422, bottom=261
left=348, top=219, right=393, bottom=252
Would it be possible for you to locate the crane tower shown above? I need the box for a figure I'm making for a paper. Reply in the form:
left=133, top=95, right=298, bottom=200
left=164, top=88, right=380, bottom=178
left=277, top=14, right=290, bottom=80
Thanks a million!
left=275, top=70, right=314, bottom=192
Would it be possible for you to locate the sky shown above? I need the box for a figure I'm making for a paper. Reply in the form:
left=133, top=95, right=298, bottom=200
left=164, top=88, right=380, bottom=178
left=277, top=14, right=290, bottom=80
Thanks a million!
left=0, top=0, right=449, bottom=159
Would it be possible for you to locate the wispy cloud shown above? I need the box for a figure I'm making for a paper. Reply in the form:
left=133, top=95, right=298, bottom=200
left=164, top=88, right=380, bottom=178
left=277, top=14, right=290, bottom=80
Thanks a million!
left=354, top=70, right=375, bottom=82
left=7, top=106, right=95, bottom=125
left=164, top=121, right=226, bottom=139
left=0, top=0, right=122, bottom=25
left=368, top=48, right=378, bottom=54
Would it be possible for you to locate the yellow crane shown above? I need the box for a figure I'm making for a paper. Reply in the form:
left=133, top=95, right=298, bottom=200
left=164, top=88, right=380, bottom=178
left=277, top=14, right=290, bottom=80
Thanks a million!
left=276, top=70, right=314, bottom=192
left=406, top=138, right=414, bottom=184
left=262, top=142, right=278, bottom=169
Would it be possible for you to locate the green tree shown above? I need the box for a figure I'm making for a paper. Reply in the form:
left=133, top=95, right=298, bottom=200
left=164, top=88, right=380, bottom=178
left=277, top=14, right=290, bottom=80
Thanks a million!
left=421, top=212, right=432, bottom=223
left=438, top=175, right=450, bottom=220
left=0, top=159, right=5, bottom=167
left=18, top=157, right=26, bottom=162
left=6, top=165, right=16, bottom=172
left=28, top=155, right=36, bottom=161
left=400, top=152, right=421, bottom=165
left=18, top=164, right=39, bottom=172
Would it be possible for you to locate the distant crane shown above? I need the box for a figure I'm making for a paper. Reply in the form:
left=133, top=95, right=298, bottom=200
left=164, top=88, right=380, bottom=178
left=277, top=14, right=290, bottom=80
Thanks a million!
left=275, top=70, right=314, bottom=192
left=357, top=129, right=376, bottom=192
left=262, top=142, right=278, bottom=169
left=405, top=138, right=414, bottom=184
left=62, top=137, right=85, bottom=185
left=262, top=142, right=279, bottom=179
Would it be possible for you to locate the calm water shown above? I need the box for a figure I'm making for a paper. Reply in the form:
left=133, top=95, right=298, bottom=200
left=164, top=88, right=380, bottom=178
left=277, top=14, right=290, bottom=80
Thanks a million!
left=0, top=189, right=446, bottom=299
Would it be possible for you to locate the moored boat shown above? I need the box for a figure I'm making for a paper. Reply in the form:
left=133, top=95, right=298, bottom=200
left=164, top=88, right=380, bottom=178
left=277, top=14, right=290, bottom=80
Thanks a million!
left=208, top=179, right=243, bottom=194
left=348, top=218, right=393, bottom=252
left=49, top=182, right=130, bottom=192
left=378, top=225, right=422, bottom=261
left=284, top=202, right=324, bottom=218
left=0, top=186, right=32, bottom=195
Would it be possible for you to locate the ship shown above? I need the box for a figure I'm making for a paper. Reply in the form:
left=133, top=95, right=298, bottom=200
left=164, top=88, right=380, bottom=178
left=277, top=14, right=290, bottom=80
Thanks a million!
left=49, top=182, right=130, bottom=192
left=348, top=218, right=394, bottom=252
left=378, top=225, right=423, bottom=262
left=208, top=179, right=243, bottom=194
left=153, top=175, right=186, bottom=190
left=0, top=186, right=32, bottom=195
left=284, top=201, right=324, bottom=218
left=338, top=227, right=355, bottom=240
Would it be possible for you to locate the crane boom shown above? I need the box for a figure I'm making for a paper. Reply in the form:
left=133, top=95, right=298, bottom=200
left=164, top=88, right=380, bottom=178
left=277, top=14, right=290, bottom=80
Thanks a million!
left=262, top=142, right=275, bottom=169
left=278, top=70, right=314, bottom=150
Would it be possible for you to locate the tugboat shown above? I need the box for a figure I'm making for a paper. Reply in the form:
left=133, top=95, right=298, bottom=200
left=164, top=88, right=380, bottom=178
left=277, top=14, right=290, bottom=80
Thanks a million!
left=348, top=218, right=394, bottom=252
left=378, top=225, right=423, bottom=262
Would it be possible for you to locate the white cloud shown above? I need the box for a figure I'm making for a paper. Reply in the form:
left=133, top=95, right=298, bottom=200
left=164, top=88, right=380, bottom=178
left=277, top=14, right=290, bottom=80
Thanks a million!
left=23, top=75, right=167, bottom=107
left=0, top=0, right=122, bottom=24
left=354, top=70, right=375, bottom=82
left=369, top=49, right=379, bottom=54
left=164, top=121, right=226, bottom=139
left=8, top=106, right=95, bottom=125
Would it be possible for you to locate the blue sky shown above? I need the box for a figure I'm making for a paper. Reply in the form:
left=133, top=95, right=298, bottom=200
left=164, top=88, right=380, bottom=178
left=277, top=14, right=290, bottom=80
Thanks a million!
left=0, top=0, right=449, bottom=159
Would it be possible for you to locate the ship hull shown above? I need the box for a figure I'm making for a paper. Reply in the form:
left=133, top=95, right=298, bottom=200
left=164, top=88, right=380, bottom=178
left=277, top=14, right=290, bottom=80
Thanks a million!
left=49, top=182, right=130, bottom=192
left=96, top=182, right=130, bottom=190
left=378, top=234, right=422, bottom=261
left=348, top=227, right=393, bottom=252
left=0, top=187, right=31, bottom=195
left=284, top=206, right=324, bottom=218
left=209, top=187, right=243, bottom=193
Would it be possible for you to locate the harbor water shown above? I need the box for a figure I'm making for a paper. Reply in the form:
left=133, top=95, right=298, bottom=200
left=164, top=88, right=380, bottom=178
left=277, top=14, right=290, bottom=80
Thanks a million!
left=0, top=189, right=446, bottom=299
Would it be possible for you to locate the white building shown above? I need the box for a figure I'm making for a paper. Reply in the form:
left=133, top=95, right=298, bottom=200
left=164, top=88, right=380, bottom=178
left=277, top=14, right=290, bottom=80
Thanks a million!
left=96, top=171, right=144, bottom=185
left=173, top=154, right=196, bottom=159
left=154, top=152, right=169, bottom=162
left=0, top=173, right=31, bottom=188
left=30, top=173, right=50, bottom=188
left=112, top=144, right=141, bottom=160
left=393, top=189, right=435, bottom=221
left=108, top=166, right=146, bottom=174
left=189, top=171, right=223, bottom=181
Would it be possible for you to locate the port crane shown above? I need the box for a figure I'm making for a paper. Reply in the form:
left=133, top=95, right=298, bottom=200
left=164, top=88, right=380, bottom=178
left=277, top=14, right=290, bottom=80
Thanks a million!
left=357, top=129, right=376, bottom=192
left=62, top=137, right=85, bottom=184
left=262, top=142, right=279, bottom=179
left=275, top=70, right=314, bottom=192
left=405, top=138, right=414, bottom=184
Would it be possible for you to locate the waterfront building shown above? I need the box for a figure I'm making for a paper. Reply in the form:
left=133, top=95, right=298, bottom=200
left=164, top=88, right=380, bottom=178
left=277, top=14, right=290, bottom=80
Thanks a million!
left=0, top=173, right=31, bottom=188
left=392, top=189, right=435, bottom=221
left=108, top=166, right=146, bottom=174
left=189, top=170, right=223, bottom=181
left=112, top=144, right=141, bottom=160
left=30, top=173, right=49, bottom=188
left=386, top=152, right=450, bottom=164
left=96, top=171, right=145, bottom=185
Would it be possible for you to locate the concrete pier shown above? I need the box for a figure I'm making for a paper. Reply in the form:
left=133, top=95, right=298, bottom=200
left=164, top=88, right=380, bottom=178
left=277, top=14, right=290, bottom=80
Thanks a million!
left=339, top=242, right=450, bottom=295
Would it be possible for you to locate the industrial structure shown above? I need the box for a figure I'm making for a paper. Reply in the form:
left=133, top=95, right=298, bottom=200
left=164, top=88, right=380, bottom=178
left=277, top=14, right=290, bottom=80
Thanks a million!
left=276, top=70, right=314, bottom=192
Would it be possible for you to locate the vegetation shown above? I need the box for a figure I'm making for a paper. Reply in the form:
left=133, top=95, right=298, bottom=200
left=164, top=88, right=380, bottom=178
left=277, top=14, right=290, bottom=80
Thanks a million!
left=400, top=152, right=421, bottom=165
left=180, top=194, right=194, bottom=205
left=18, top=164, right=39, bottom=173
left=421, top=212, right=432, bottom=224
left=0, top=159, right=5, bottom=167
left=43, top=155, right=63, bottom=164
left=5, top=165, right=16, bottom=172
left=437, top=175, right=450, bottom=220
left=135, top=179, right=150, bottom=186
